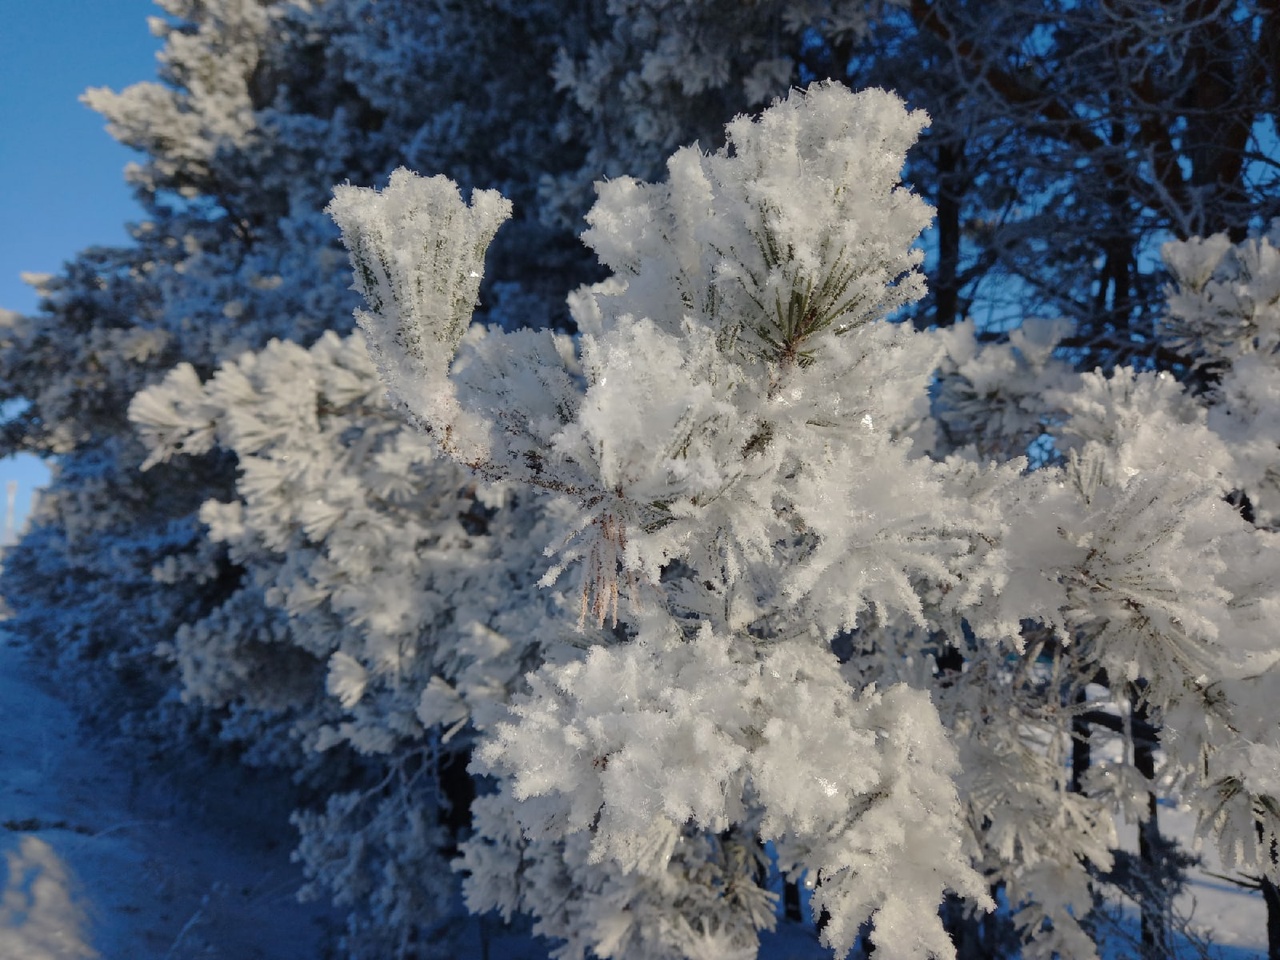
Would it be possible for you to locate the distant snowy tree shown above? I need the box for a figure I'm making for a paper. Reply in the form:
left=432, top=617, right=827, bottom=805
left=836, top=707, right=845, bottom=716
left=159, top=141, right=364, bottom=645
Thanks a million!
left=542, top=0, right=888, bottom=223
left=0, top=0, right=598, bottom=766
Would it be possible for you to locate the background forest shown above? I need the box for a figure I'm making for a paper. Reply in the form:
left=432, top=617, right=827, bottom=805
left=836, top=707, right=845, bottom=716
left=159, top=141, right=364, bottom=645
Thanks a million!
left=3, top=2, right=1280, bottom=959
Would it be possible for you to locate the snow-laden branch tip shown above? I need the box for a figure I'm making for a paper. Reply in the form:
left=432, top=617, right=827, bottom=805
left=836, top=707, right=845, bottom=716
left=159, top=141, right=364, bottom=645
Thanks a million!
left=328, top=170, right=511, bottom=436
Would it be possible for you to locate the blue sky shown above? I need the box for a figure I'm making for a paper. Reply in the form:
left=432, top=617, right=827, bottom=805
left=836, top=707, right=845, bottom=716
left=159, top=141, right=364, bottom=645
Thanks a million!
left=0, top=0, right=161, bottom=528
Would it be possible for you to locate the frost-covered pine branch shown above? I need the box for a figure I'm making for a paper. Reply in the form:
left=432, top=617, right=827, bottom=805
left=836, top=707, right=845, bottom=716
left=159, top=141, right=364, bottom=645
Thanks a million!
left=332, top=82, right=1007, bottom=960
left=324, top=71, right=1277, bottom=959
left=1155, top=225, right=1280, bottom=893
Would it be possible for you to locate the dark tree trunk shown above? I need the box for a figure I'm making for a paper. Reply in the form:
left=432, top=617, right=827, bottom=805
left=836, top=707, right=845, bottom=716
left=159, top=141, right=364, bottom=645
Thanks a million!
left=783, top=877, right=803, bottom=923
left=1133, top=696, right=1165, bottom=960
left=933, top=141, right=963, bottom=329
left=438, top=746, right=476, bottom=853
left=1262, top=875, right=1280, bottom=960
left=1071, top=686, right=1091, bottom=794
left=1179, top=0, right=1256, bottom=240
left=1260, top=823, right=1280, bottom=960
left=1136, top=790, right=1163, bottom=959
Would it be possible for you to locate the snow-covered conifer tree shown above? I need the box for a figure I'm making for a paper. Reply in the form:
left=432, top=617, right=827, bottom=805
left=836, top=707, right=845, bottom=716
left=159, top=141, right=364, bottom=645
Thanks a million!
left=0, top=0, right=601, bottom=728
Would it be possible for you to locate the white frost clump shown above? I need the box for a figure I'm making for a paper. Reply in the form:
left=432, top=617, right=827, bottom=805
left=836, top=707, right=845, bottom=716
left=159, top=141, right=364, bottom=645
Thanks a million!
left=1163, top=222, right=1280, bottom=364
left=932, top=317, right=1081, bottom=460
left=328, top=172, right=512, bottom=445
left=470, top=621, right=983, bottom=960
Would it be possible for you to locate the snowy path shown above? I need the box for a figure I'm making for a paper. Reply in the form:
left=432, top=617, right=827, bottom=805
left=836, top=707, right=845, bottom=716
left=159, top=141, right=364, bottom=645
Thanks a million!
left=0, top=633, right=334, bottom=960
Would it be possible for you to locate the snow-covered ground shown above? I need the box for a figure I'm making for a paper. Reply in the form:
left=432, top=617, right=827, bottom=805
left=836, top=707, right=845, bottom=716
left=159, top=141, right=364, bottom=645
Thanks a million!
left=0, top=622, right=1270, bottom=960
left=1083, top=800, right=1270, bottom=960
left=1163, top=803, right=1269, bottom=958
left=1089, top=723, right=1270, bottom=960
left=0, top=632, right=335, bottom=959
